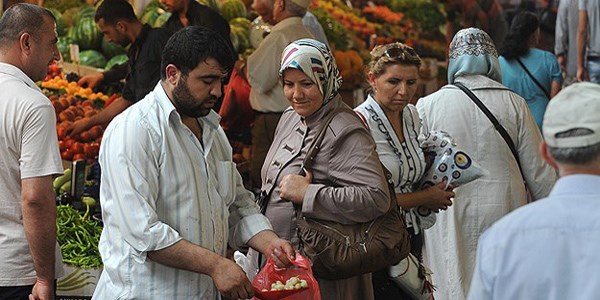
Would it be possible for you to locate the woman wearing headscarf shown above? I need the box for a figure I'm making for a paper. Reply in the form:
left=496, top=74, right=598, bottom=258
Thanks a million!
left=499, top=11, right=562, bottom=129
left=415, top=28, right=557, bottom=300
left=259, top=38, right=391, bottom=299
left=355, top=42, right=454, bottom=299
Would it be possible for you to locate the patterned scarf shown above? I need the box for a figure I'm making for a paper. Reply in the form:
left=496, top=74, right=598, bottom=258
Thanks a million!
left=447, top=27, right=502, bottom=83
left=279, top=38, right=342, bottom=104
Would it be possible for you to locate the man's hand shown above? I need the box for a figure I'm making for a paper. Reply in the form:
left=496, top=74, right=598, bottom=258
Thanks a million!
left=77, top=73, right=104, bottom=89
left=29, top=277, right=53, bottom=300
left=557, top=54, right=566, bottom=72
left=210, top=257, right=254, bottom=300
left=66, top=117, right=92, bottom=137
left=577, top=67, right=589, bottom=82
left=279, top=170, right=312, bottom=205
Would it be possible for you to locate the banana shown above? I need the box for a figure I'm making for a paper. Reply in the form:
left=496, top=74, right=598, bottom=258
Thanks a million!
left=53, top=168, right=72, bottom=194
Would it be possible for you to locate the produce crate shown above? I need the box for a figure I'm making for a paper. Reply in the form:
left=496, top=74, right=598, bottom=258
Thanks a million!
left=56, top=264, right=102, bottom=300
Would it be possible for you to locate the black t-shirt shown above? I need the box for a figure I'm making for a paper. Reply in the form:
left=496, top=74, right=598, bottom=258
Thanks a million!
left=122, top=25, right=171, bottom=103
left=163, top=0, right=233, bottom=51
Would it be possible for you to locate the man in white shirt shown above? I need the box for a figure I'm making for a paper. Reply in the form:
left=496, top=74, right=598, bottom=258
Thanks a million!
left=0, top=4, right=64, bottom=300
left=469, top=82, right=600, bottom=300
left=93, top=27, right=295, bottom=300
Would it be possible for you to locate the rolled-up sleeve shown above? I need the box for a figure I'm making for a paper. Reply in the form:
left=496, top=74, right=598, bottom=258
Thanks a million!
left=100, top=118, right=182, bottom=261
left=228, top=164, right=272, bottom=249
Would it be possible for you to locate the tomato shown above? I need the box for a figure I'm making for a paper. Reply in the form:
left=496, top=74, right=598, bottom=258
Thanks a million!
left=88, top=126, right=103, bottom=140
left=61, top=149, right=73, bottom=161
left=56, top=127, right=66, bottom=140
left=70, top=142, right=84, bottom=154
left=80, top=131, right=91, bottom=142
left=63, top=139, right=75, bottom=148
left=58, top=140, right=66, bottom=152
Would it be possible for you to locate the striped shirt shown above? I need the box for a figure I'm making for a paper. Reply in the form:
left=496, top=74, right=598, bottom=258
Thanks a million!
left=355, top=95, right=428, bottom=233
left=93, top=83, right=271, bottom=299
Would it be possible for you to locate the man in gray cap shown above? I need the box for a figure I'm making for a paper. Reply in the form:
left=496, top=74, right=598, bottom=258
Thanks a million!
left=469, top=82, right=600, bottom=300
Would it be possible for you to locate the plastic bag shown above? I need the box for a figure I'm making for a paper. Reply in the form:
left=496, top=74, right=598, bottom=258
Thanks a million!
left=252, top=254, right=321, bottom=300
left=418, top=130, right=487, bottom=190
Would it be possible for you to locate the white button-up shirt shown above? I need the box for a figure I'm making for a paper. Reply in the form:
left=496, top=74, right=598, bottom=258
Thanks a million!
left=93, top=83, right=271, bottom=299
left=469, top=175, right=600, bottom=300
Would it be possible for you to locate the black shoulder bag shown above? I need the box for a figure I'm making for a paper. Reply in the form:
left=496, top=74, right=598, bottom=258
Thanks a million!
left=515, top=58, right=551, bottom=99
left=453, top=82, right=528, bottom=189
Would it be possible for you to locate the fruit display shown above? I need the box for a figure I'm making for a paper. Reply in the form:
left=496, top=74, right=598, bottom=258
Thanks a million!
left=41, top=75, right=110, bottom=162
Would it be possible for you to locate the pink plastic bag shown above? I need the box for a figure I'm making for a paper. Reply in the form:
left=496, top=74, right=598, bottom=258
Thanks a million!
left=252, top=254, right=321, bottom=300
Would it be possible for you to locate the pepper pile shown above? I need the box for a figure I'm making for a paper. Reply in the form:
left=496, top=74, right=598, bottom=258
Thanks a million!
left=56, top=204, right=103, bottom=268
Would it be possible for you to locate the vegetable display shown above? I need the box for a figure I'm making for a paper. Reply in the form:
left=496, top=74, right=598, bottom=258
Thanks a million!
left=56, top=204, right=103, bottom=269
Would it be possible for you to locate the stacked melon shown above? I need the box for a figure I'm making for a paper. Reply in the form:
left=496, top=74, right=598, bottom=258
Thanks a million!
left=51, top=5, right=128, bottom=70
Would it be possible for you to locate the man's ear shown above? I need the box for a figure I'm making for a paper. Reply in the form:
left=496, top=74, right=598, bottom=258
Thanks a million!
left=273, top=0, right=284, bottom=14
left=539, top=141, right=559, bottom=170
left=20, top=33, right=33, bottom=53
left=116, top=21, right=127, bottom=33
left=165, top=64, right=180, bottom=86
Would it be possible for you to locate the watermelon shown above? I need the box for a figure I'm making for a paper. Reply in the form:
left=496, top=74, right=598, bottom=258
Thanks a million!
left=220, top=0, right=247, bottom=21
left=196, top=0, right=219, bottom=10
left=153, top=11, right=172, bottom=28
left=104, top=54, right=129, bottom=71
left=141, top=7, right=171, bottom=28
left=73, top=6, right=96, bottom=26
left=101, top=37, right=127, bottom=58
left=57, top=36, right=74, bottom=62
left=74, top=17, right=102, bottom=50
left=79, top=50, right=107, bottom=69
left=229, top=17, right=251, bottom=30
left=230, top=25, right=250, bottom=53
left=48, top=8, right=65, bottom=36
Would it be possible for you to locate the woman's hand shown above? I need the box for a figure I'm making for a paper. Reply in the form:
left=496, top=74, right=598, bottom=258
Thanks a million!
left=420, top=181, right=455, bottom=212
left=279, top=170, right=313, bottom=205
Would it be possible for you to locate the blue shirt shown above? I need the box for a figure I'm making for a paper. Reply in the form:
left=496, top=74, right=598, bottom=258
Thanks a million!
left=468, top=174, right=600, bottom=300
left=499, top=48, right=562, bottom=129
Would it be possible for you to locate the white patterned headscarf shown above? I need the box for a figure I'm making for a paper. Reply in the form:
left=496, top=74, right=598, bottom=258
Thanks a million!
left=447, top=28, right=502, bottom=84
left=279, top=39, right=343, bottom=104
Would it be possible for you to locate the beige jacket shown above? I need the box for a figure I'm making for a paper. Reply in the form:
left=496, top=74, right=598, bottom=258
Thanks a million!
left=261, top=95, right=390, bottom=300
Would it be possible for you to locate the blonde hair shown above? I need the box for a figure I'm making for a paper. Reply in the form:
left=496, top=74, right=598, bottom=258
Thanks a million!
left=368, top=42, right=421, bottom=77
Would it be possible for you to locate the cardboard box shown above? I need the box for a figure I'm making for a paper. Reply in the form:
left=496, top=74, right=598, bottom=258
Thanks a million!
left=56, top=264, right=102, bottom=300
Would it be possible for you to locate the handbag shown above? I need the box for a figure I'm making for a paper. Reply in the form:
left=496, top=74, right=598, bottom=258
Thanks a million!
left=295, top=109, right=411, bottom=280
left=453, top=82, right=530, bottom=194
left=389, top=253, right=434, bottom=300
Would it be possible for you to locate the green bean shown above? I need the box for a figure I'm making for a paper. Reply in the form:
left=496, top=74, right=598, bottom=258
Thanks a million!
left=56, top=205, right=103, bottom=268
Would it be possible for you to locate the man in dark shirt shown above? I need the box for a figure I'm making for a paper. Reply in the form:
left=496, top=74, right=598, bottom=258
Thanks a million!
left=68, top=0, right=171, bottom=136
left=160, top=0, right=234, bottom=51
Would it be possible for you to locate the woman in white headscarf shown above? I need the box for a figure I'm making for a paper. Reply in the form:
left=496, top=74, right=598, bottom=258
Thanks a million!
left=258, top=38, right=394, bottom=300
left=415, top=28, right=557, bottom=300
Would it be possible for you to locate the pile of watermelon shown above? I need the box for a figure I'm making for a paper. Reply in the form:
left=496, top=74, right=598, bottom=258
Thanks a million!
left=50, top=4, right=127, bottom=70
left=48, top=0, right=256, bottom=67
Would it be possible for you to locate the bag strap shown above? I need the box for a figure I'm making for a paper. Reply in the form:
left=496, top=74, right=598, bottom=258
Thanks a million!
left=453, top=82, right=527, bottom=185
left=515, top=58, right=551, bottom=99
left=298, top=108, right=344, bottom=175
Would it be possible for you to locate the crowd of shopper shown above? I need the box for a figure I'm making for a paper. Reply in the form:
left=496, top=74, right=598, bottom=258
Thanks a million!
left=1, top=0, right=599, bottom=300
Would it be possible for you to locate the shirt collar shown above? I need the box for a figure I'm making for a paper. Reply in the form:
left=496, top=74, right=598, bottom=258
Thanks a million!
left=550, top=174, right=600, bottom=197
left=0, top=62, right=41, bottom=92
left=129, top=24, right=152, bottom=56
left=153, top=82, right=222, bottom=129
left=271, top=17, right=304, bottom=32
